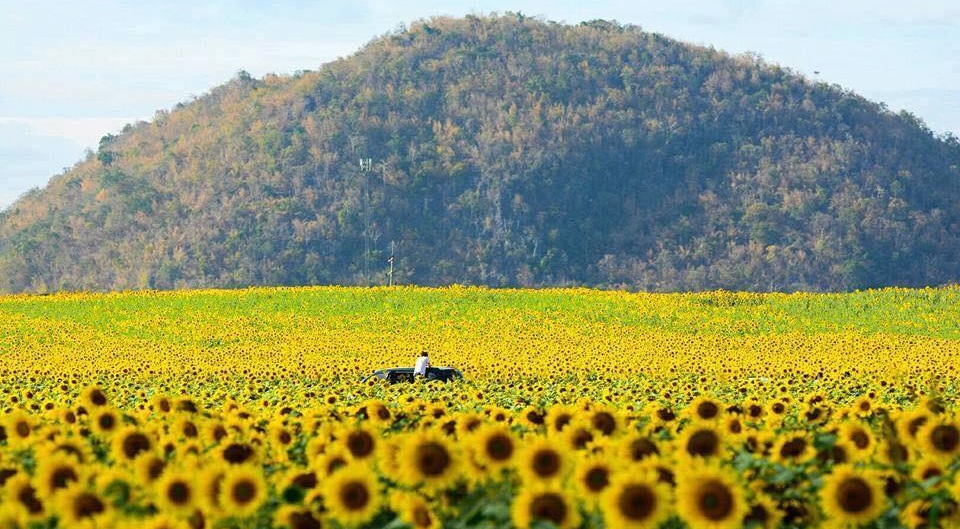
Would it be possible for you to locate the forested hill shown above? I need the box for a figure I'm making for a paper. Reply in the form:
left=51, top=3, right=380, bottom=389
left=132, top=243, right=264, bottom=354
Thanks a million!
left=2, top=15, right=960, bottom=293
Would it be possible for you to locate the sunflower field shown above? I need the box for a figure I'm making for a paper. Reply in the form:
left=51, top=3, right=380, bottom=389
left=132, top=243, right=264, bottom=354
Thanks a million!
left=1, top=286, right=959, bottom=529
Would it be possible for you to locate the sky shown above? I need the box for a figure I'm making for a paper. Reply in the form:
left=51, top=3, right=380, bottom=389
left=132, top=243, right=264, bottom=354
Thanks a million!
left=1, top=0, right=958, bottom=210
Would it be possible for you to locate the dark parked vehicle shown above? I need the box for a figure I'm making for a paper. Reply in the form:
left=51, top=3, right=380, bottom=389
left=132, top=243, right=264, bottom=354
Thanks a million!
left=362, top=366, right=464, bottom=384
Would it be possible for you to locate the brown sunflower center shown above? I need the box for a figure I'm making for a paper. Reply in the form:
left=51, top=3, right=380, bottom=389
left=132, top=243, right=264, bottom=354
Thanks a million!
left=51, top=466, right=78, bottom=489
left=182, top=422, right=198, bottom=438
left=292, top=472, right=317, bottom=489
left=592, top=412, right=616, bottom=435
left=850, top=430, right=870, bottom=449
left=416, top=442, right=451, bottom=477
left=147, top=458, right=165, bottom=480
left=327, top=456, right=347, bottom=475
left=554, top=413, right=572, bottom=432
left=413, top=505, right=433, bottom=527
left=377, top=407, right=392, bottom=420
left=73, top=492, right=105, bottom=518
left=98, top=413, right=116, bottom=431
left=572, top=429, right=594, bottom=449
left=698, top=480, right=734, bottom=521
left=908, top=416, right=928, bottom=437
left=486, top=434, right=514, bottom=461
left=530, top=493, right=568, bottom=524
left=231, top=480, right=257, bottom=504
left=18, top=485, right=43, bottom=514
left=748, top=405, right=763, bottom=418
left=340, top=481, right=370, bottom=510
left=618, top=484, right=656, bottom=520
left=697, top=401, right=719, bottom=420
left=167, top=481, right=191, bottom=505
left=780, top=438, right=807, bottom=458
left=223, top=443, right=254, bottom=464
left=526, top=410, right=545, bottom=425
left=532, top=449, right=561, bottom=478
left=836, top=477, right=873, bottom=513
left=90, top=390, right=107, bottom=406
left=290, top=510, right=322, bottom=529
left=931, top=424, right=960, bottom=452
left=686, top=430, right=720, bottom=457
left=585, top=467, right=610, bottom=492
left=630, top=438, right=659, bottom=461
left=213, top=425, right=228, bottom=441
left=347, top=431, right=375, bottom=458
left=122, top=432, right=151, bottom=459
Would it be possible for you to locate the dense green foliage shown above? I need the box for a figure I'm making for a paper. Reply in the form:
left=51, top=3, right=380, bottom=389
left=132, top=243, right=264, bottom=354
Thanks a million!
left=2, top=14, right=959, bottom=292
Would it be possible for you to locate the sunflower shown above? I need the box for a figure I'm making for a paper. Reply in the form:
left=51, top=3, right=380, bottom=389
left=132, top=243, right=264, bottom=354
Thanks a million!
left=545, top=404, right=576, bottom=435
left=273, top=505, right=324, bottom=529
left=772, top=433, right=816, bottom=464
left=743, top=494, right=783, bottom=529
left=3, top=410, right=35, bottom=449
left=687, top=396, right=723, bottom=422
left=170, top=415, right=199, bottom=440
left=34, top=453, right=81, bottom=497
left=573, top=453, right=614, bottom=503
left=155, top=470, right=197, bottom=514
left=43, top=438, right=92, bottom=465
left=562, top=420, right=596, bottom=451
left=589, top=406, right=621, bottom=436
left=4, top=473, right=45, bottom=521
left=322, top=463, right=381, bottom=526
left=112, top=426, right=154, bottom=462
left=519, top=406, right=547, bottom=429
left=518, top=437, right=569, bottom=483
left=90, top=407, right=121, bottom=437
left=917, top=417, right=960, bottom=462
left=601, top=470, right=672, bottom=529
left=455, top=412, right=486, bottom=437
left=395, top=431, right=460, bottom=490
left=676, top=422, right=726, bottom=460
left=851, top=395, right=875, bottom=418
left=55, top=484, right=112, bottom=528
left=766, top=400, right=789, bottom=422
left=900, top=499, right=960, bottom=529
left=470, top=424, right=517, bottom=472
left=838, top=421, right=875, bottom=456
left=620, top=434, right=660, bottom=463
left=910, top=456, right=946, bottom=486
left=896, top=408, right=932, bottom=443
left=819, top=464, right=886, bottom=527
left=390, top=490, right=440, bottom=529
left=675, top=461, right=748, bottom=529
left=218, top=441, right=258, bottom=465
left=218, top=465, right=267, bottom=517
left=198, top=465, right=227, bottom=515
left=511, top=482, right=580, bottom=529
left=135, top=453, right=167, bottom=484
left=312, top=445, right=351, bottom=477
left=339, top=424, right=378, bottom=461
left=79, top=385, right=109, bottom=409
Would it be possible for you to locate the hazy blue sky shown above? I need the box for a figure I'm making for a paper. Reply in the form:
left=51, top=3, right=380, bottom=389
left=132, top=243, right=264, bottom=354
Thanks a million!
left=2, top=0, right=958, bottom=209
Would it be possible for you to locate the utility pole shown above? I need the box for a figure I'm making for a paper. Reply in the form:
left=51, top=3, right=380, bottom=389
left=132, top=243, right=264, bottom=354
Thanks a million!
left=359, top=157, right=373, bottom=285
left=387, top=240, right=395, bottom=287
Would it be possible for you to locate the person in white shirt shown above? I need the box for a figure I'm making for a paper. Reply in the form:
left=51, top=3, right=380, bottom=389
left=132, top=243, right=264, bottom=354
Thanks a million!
left=414, top=351, right=430, bottom=378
